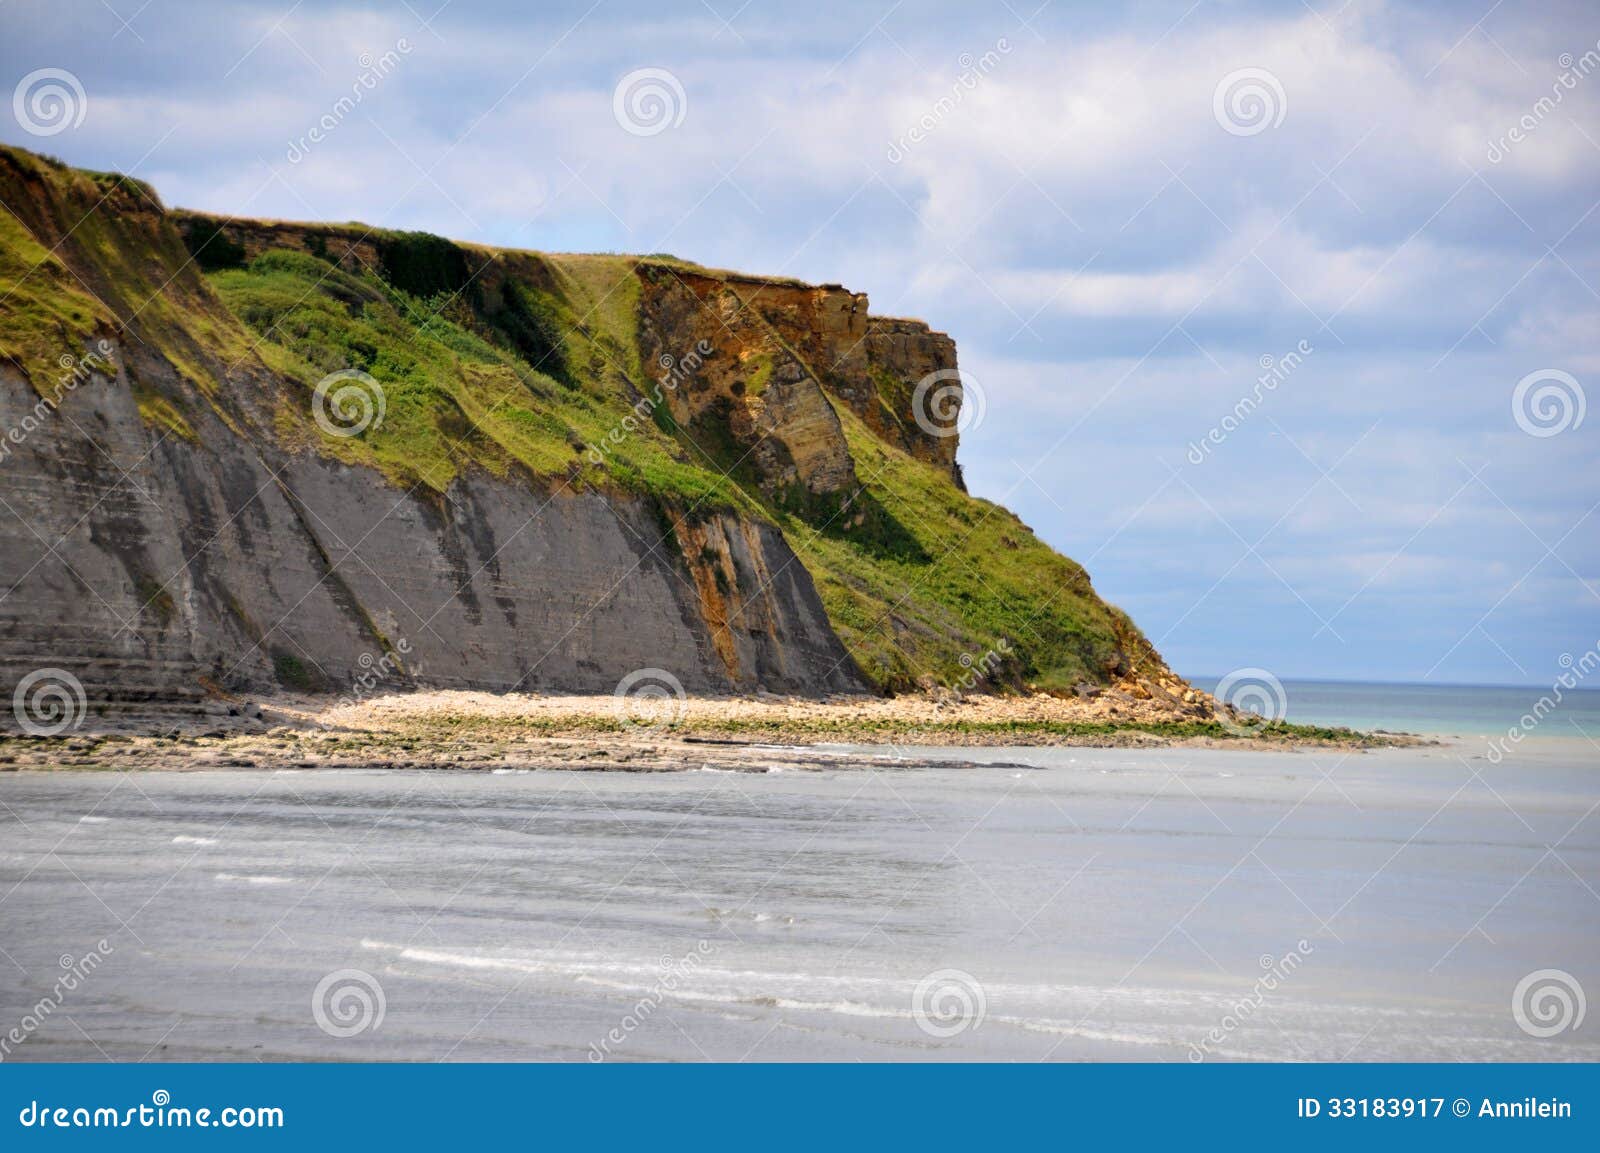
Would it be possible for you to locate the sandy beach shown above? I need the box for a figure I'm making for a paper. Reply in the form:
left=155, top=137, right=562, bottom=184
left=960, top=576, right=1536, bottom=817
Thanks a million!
left=0, top=683, right=1422, bottom=776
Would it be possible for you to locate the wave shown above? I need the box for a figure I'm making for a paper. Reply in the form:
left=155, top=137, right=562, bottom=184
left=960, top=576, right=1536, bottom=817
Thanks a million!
left=213, top=872, right=292, bottom=885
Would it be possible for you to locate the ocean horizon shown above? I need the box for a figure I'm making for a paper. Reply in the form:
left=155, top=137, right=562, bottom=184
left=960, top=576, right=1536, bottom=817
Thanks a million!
left=1188, top=676, right=1600, bottom=741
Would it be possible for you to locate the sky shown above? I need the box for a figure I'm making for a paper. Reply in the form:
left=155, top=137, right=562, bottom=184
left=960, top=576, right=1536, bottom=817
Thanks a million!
left=2, top=0, right=1596, bottom=686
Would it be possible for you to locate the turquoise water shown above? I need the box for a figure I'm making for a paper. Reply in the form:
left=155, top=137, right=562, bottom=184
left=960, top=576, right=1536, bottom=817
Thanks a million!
left=1191, top=677, right=1600, bottom=740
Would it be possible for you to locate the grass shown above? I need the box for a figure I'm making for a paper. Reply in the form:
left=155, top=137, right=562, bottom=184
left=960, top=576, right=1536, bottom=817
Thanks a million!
left=0, top=143, right=263, bottom=408
left=776, top=406, right=1159, bottom=690
left=0, top=179, right=113, bottom=388
left=271, top=651, right=327, bottom=693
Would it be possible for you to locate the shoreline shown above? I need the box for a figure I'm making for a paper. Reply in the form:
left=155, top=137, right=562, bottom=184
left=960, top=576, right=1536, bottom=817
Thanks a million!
left=0, top=688, right=1430, bottom=774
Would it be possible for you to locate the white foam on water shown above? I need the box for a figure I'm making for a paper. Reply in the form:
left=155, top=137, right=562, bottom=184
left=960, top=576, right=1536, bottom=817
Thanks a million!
left=360, top=935, right=1509, bottom=1061
left=77, top=815, right=110, bottom=824
left=363, top=940, right=689, bottom=980
left=214, top=872, right=291, bottom=885
left=356, top=938, right=1230, bottom=1051
left=172, top=835, right=218, bottom=846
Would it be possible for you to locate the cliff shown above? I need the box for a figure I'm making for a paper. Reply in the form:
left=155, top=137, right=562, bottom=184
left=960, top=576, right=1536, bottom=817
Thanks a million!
left=0, top=143, right=1175, bottom=707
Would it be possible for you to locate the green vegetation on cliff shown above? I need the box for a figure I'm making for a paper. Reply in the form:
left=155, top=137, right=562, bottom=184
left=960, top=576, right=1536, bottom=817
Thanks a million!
left=0, top=143, right=1163, bottom=694
left=199, top=236, right=766, bottom=521
left=782, top=407, right=1150, bottom=689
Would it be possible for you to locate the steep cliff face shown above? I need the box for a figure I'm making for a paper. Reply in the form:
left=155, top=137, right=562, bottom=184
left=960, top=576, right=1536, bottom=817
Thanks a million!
left=0, top=144, right=1173, bottom=708
left=0, top=331, right=862, bottom=702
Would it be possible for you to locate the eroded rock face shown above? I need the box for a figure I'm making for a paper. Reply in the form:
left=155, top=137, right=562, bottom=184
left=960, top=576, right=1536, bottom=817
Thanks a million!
left=861, top=317, right=963, bottom=483
left=706, top=277, right=966, bottom=486
left=0, top=348, right=867, bottom=708
left=636, top=270, right=860, bottom=501
left=674, top=513, right=851, bottom=687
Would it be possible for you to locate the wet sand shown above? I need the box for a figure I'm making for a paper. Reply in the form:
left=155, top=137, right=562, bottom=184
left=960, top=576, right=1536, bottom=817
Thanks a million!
left=0, top=739, right=1592, bottom=1062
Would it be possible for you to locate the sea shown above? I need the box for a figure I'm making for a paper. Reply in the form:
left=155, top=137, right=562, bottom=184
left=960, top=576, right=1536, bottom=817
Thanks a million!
left=1193, top=675, right=1600, bottom=741
left=0, top=681, right=1594, bottom=1063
